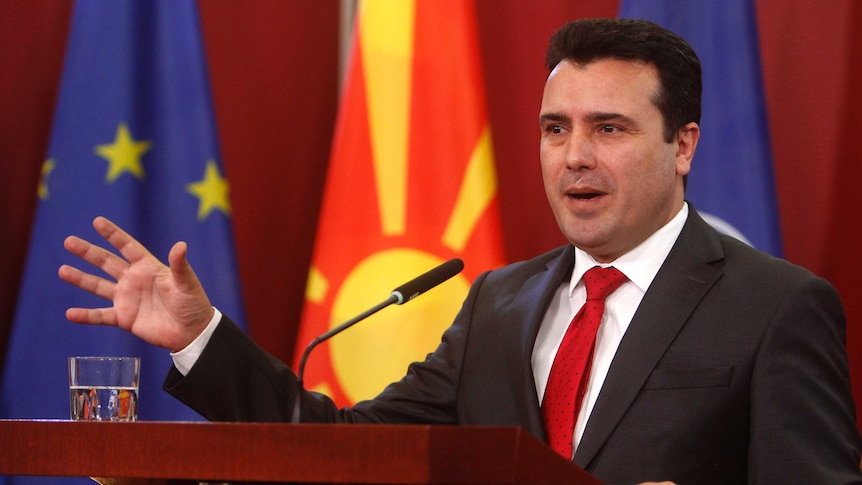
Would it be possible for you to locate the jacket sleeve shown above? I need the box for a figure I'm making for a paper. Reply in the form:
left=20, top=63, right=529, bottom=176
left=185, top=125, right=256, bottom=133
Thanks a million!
left=748, top=275, right=862, bottom=484
left=163, top=272, right=490, bottom=424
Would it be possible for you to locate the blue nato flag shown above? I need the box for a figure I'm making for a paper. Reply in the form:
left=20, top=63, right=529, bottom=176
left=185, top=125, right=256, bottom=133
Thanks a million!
left=0, top=2, right=246, bottom=481
left=619, top=0, right=783, bottom=256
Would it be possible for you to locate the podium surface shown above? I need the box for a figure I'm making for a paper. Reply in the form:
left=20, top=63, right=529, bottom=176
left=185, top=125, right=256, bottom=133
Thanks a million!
left=0, top=420, right=602, bottom=484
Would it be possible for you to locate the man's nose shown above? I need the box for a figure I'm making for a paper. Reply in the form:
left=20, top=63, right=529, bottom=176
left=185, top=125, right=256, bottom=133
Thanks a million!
left=564, top=131, right=597, bottom=170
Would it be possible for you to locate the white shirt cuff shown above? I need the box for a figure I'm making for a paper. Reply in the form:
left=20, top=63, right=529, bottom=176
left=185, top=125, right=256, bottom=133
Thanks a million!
left=170, top=307, right=222, bottom=376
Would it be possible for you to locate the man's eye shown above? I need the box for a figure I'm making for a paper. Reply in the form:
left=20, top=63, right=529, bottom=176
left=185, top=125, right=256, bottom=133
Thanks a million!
left=550, top=125, right=563, bottom=134
left=600, top=124, right=618, bottom=133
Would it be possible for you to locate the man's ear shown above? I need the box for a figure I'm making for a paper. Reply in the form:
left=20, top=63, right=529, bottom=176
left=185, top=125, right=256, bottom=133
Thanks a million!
left=675, top=122, right=700, bottom=176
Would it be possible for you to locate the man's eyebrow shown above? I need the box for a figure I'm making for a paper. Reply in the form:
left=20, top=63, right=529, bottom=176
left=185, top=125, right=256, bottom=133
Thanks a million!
left=539, top=112, right=570, bottom=124
left=540, top=111, right=640, bottom=127
left=585, top=111, right=638, bottom=126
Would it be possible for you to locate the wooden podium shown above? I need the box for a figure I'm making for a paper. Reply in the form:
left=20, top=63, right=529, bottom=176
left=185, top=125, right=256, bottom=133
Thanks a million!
left=0, top=420, right=603, bottom=484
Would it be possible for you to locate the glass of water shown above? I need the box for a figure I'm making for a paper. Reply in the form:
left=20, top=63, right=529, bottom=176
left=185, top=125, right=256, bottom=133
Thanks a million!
left=68, top=356, right=140, bottom=421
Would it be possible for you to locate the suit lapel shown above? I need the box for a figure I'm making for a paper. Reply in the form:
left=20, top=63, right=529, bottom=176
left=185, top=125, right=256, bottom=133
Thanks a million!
left=573, top=209, right=725, bottom=468
left=508, top=246, right=575, bottom=439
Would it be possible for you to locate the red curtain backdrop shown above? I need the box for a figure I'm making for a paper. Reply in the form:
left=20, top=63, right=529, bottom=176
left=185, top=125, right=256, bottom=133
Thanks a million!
left=3, top=0, right=862, bottom=426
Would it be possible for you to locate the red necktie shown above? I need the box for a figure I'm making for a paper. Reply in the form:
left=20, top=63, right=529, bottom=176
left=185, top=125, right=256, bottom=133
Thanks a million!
left=542, top=266, right=628, bottom=459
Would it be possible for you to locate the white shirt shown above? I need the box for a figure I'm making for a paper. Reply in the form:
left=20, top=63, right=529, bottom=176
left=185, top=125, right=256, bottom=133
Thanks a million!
left=531, top=203, right=688, bottom=453
left=171, top=307, right=222, bottom=375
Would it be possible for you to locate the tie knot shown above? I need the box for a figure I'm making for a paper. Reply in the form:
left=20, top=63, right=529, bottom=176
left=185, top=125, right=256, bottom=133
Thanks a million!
left=583, top=266, right=627, bottom=301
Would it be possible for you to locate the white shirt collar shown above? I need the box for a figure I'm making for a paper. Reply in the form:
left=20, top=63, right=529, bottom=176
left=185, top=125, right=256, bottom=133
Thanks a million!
left=569, top=202, right=689, bottom=295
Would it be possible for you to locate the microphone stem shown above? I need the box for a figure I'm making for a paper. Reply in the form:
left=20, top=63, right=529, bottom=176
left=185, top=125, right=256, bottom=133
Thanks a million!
left=313, top=294, right=398, bottom=346
left=291, top=294, right=398, bottom=423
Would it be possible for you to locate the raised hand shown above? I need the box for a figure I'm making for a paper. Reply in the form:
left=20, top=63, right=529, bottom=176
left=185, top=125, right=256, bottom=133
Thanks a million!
left=58, top=216, right=215, bottom=352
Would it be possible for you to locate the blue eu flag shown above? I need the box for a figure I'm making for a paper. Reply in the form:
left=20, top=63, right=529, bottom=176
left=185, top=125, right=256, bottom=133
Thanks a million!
left=0, top=0, right=246, bottom=447
left=619, top=0, right=783, bottom=256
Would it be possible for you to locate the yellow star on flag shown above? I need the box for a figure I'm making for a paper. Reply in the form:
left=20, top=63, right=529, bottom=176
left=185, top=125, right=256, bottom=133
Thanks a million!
left=95, top=122, right=151, bottom=183
left=186, top=159, right=231, bottom=221
left=38, top=159, right=56, bottom=200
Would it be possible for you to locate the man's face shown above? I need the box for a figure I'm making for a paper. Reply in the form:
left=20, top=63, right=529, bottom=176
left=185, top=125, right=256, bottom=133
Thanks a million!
left=539, top=58, right=698, bottom=262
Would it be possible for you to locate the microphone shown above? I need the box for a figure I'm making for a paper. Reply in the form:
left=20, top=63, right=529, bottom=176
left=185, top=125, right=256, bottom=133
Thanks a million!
left=291, top=258, right=464, bottom=423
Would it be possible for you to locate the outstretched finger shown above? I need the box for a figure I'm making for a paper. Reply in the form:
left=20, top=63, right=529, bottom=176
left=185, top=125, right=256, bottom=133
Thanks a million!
left=66, top=307, right=118, bottom=326
left=92, top=216, right=154, bottom=265
left=64, top=235, right=129, bottom=281
left=58, top=264, right=117, bottom=301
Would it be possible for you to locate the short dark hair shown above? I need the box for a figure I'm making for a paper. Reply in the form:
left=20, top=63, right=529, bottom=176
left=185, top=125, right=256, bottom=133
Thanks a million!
left=546, top=18, right=701, bottom=143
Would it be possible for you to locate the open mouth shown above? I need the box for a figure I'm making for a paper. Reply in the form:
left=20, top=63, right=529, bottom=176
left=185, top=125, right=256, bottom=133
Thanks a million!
left=569, top=192, right=602, bottom=200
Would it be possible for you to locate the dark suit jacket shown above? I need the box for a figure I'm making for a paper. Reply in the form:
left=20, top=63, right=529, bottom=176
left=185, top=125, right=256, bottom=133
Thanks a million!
left=166, top=208, right=862, bottom=484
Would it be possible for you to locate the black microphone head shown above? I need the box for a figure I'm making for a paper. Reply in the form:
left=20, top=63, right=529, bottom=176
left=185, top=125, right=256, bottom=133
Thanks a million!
left=390, top=258, right=464, bottom=304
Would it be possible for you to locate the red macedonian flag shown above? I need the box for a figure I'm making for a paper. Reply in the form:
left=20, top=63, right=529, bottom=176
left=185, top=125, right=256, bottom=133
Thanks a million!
left=295, top=0, right=507, bottom=407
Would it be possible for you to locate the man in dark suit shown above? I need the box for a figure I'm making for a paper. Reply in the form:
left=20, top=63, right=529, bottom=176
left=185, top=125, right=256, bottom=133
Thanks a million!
left=60, top=18, right=862, bottom=484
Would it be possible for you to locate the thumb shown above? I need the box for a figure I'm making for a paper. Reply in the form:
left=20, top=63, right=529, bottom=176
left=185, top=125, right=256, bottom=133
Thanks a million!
left=165, top=240, right=213, bottom=347
left=167, top=241, right=198, bottom=289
